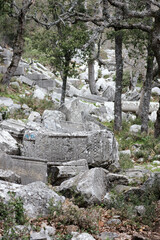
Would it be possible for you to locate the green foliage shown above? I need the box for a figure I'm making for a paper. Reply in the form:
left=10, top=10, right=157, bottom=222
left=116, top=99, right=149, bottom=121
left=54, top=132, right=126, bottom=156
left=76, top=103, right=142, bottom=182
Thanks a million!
left=55, top=234, right=72, bottom=240
left=119, top=153, right=134, bottom=170
left=109, top=190, right=157, bottom=227
left=48, top=200, right=100, bottom=235
left=48, top=199, right=62, bottom=218
left=122, top=70, right=130, bottom=91
left=0, top=193, right=28, bottom=239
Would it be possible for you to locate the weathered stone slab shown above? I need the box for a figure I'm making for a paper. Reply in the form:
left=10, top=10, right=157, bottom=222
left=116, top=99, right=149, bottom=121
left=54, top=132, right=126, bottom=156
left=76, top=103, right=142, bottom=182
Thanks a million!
left=22, top=129, right=119, bottom=170
left=63, top=99, right=97, bottom=123
left=42, top=110, right=66, bottom=130
left=14, top=66, right=25, bottom=76
left=36, top=79, right=56, bottom=89
left=59, top=168, right=109, bottom=205
left=18, top=75, right=35, bottom=86
left=26, top=73, right=48, bottom=81
left=0, top=66, right=24, bottom=75
left=0, top=119, right=26, bottom=138
left=47, top=159, right=89, bottom=185
left=0, top=97, right=13, bottom=107
left=0, top=169, right=21, bottom=184
left=0, top=153, right=48, bottom=184
left=122, top=101, right=159, bottom=113
left=0, top=66, right=7, bottom=74
left=0, top=130, right=19, bottom=154
left=0, top=180, right=65, bottom=218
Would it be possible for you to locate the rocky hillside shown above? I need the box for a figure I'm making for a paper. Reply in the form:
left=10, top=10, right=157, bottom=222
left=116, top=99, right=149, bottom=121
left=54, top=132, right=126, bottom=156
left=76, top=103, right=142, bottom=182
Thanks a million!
left=0, top=45, right=160, bottom=240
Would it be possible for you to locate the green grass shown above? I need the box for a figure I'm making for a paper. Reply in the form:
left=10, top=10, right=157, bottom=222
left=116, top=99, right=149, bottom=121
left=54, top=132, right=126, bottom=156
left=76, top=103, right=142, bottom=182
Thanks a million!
left=103, top=119, right=160, bottom=163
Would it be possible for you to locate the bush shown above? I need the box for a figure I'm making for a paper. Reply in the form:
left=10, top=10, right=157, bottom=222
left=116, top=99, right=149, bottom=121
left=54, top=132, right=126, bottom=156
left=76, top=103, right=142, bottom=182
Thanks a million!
left=109, top=190, right=157, bottom=227
left=0, top=193, right=28, bottom=239
left=119, top=153, right=134, bottom=170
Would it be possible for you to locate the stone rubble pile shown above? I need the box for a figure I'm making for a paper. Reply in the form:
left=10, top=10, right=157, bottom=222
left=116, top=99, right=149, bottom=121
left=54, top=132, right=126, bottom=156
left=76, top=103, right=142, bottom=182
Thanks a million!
left=0, top=45, right=160, bottom=240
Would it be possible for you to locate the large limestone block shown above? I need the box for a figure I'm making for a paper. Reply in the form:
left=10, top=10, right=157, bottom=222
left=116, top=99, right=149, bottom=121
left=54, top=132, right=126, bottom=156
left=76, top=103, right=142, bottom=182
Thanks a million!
left=15, top=181, right=65, bottom=218
left=102, top=85, right=115, bottom=101
left=59, top=168, right=109, bottom=205
left=42, top=110, right=66, bottom=130
left=33, top=87, right=47, bottom=100
left=0, top=119, right=26, bottom=137
left=87, top=130, right=119, bottom=169
left=122, top=101, right=159, bottom=113
left=71, top=232, right=96, bottom=240
left=0, top=130, right=19, bottom=154
left=22, top=129, right=119, bottom=170
left=0, top=180, right=65, bottom=218
left=0, top=169, right=21, bottom=184
left=63, top=99, right=97, bottom=123
left=47, top=159, right=89, bottom=185
left=0, top=97, right=13, bottom=107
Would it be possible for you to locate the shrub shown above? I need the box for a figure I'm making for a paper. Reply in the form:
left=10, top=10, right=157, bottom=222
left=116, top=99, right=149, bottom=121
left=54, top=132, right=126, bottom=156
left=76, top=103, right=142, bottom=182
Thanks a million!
left=119, top=153, right=134, bottom=170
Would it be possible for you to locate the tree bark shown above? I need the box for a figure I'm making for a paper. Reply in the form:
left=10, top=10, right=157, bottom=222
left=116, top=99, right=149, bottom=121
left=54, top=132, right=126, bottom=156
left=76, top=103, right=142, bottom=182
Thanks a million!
left=141, top=38, right=154, bottom=133
left=60, top=59, right=70, bottom=106
left=114, top=29, right=123, bottom=131
left=88, top=59, right=97, bottom=95
left=2, top=0, right=33, bottom=85
left=151, top=16, right=160, bottom=137
left=88, top=43, right=98, bottom=95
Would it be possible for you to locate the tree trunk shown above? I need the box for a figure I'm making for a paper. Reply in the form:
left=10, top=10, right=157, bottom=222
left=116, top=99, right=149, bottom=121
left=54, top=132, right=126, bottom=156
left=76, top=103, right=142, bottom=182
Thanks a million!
left=141, top=38, right=154, bottom=133
left=114, top=29, right=123, bottom=131
left=88, top=59, right=97, bottom=94
left=154, top=101, right=160, bottom=138
left=60, top=59, right=70, bottom=106
left=151, top=16, right=160, bottom=137
left=88, top=43, right=97, bottom=95
left=2, top=0, right=33, bottom=85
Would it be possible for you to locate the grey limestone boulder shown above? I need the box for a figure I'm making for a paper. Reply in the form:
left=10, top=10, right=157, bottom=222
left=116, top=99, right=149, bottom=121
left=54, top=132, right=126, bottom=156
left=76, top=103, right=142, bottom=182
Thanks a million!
left=122, top=90, right=140, bottom=101
left=0, top=169, right=21, bottom=184
left=71, top=232, right=96, bottom=240
left=63, top=99, right=96, bottom=123
left=102, top=85, right=115, bottom=101
left=59, top=169, right=128, bottom=205
left=0, top=119, right=26, bottom=137
left=141, top=172, right=160, bottom=197
left=15, top=181, right=65, bottom=218
left=129, top=124, right=141, bottom=133
left=59, top=168, right=109, bottom=205
left=30, top=223, right=56, bottom=240
left=28, top=111, right=41, bottom=123
left=33, top=87, right=47, bottom=100
left=152, top=87, right=160, bottom=95
left=122, top=168, right=151, bottom=185
left=48, top=159, right=89, bottom=185
left=42, top=110, right=66, bottom=130
left=149, top=111, right=157, bottom=123
left=22, top=129, right=119, bottom=170
left=0, top=129, right=19, bottom=154
left=18, top=75, right=35, bottom=86
left=0, top=97, right=13, bottom=107
left=0, top=179, right=65, bottom=219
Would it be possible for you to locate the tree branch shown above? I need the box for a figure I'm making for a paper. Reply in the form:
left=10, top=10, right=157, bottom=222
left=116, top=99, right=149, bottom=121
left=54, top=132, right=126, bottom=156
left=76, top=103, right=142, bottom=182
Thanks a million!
left=107, top=0, right=158, bottom=18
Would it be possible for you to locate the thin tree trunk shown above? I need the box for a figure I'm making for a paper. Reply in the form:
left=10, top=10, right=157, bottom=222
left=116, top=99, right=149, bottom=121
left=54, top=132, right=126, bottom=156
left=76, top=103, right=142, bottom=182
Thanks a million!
left=60, top=59, right=70, bottom=106
left=2, top=0, right=33, bottom=85
left=141, top=38, right=154, bottom=133
left=114, top=29, right=123, bottom=131
left=151, top=15, right=160, bottom=137
left=88, top=59, right=97, bottom=95
left=88, top=43, right=97, bottom=95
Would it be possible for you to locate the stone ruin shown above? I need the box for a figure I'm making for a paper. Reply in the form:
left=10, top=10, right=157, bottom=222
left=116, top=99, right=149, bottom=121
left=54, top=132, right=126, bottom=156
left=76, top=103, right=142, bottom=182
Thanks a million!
left=0, top=115, right=119, bottom=185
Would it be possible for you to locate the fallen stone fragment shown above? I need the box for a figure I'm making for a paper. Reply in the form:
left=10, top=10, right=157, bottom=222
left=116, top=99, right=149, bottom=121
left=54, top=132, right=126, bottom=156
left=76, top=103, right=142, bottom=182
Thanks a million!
left=71, top=232, right=96, bottom=240
left=0, top=129, right=19, bottom=154
left=0, top=169, right=21, bottom=184
left=59, top=168, right=109, bottom=205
